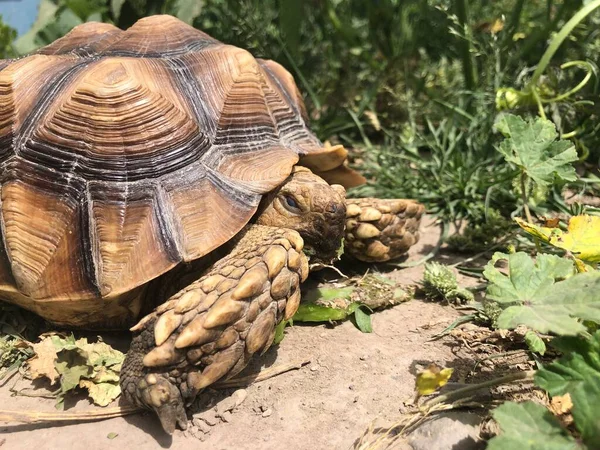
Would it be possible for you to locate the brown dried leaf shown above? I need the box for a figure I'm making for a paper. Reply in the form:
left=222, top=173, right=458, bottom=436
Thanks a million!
left=28, top=338, right=60, bottom=384
left=549, top=393, right=573, bottom=416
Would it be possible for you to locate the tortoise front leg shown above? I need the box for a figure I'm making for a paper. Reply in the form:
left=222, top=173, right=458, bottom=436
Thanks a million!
left=120, top=225, right=308, bottom=434
left=344, top=198, right=425, bottom=263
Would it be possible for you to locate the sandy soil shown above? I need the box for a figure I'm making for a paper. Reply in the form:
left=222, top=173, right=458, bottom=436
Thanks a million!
left=0, top=217, right=485, bottom=450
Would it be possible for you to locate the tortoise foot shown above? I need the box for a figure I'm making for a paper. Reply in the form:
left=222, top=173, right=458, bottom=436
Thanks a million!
left=120, top=225, right=309, bottom=433
left=344, top=198, right=425, bottom=262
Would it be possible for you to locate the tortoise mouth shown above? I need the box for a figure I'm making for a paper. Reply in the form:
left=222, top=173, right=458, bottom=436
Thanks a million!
left=298, top=209, right=346, bottom=265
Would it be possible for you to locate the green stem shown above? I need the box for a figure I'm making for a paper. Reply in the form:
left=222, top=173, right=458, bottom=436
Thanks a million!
left=520, top=172, right=533, bottom=223
left=516, top=2, right=567, bottom=63
left=501, top=0, right=525, bottom=50
left=528, top=0, right=600, bottom=89
left=421, top=370, right=536, bottom=410
left=454, top=0, right=477, bottom=92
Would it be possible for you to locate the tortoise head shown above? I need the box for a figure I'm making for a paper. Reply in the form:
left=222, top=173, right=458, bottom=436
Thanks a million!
left=256, top=167, right=346, bottom=264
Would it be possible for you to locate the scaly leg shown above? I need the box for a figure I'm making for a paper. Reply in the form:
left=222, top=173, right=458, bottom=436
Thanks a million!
left=344, top=198, right=425, bottom=262
left=120, top=225, right=308, bottom=433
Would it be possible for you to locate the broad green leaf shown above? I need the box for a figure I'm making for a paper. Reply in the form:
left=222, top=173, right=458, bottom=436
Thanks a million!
left=273, top=319, right=290, bottom=345
left=79, top=380, right=121, bottom=407
left=13, top=0, right=58, bottom=54
left=494, top=114, right=577, bottom=187
left=293, top=287, right=373, bottom=332
left=174, top=0, right=204, bottom=25
left=292, top=302, right=357, bottom=322
left=487, top=401, right=580, bottom=450
left=353, top=307, right=372, bottom=333
left=571, top=378, right=600, bottom=448
left=515, top=215, right=600, bottom=263
left=524, top=331, right=546, bottom=355
left=110, top=0, right=126, bottom=20
left=29, top=335, right=124, bottom=408
left=536, top=331, right=600, bottom=395
left=35, top=8, right=83, bottom=49
left=484, top=252, right=600, bottom=335
left=303, top=287, right=355, bottom=304
left=55, top=348, right=91, bottom=392
left=64, top=0, right=107, bottom=21
left=536, top=332, right=600, bottom=448
left=279, top=0, right=303, bottom=58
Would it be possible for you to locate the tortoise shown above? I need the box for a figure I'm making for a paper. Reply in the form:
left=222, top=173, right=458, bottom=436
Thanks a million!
left=0, top=15, right=424, bottom=433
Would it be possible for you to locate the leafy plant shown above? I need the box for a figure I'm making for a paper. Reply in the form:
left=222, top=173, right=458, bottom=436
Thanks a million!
left=422, top=261, right=474, bottom=304
left=488, top=401, right=581, bottom=450
left=28, top=334, right=124, bottom=408
left=516, top=215, right=600, bottom=266
left=483, top=252, right=600, bottom=335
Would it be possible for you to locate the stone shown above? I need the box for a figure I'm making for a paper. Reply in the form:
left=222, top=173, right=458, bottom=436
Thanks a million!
left=192, top=418, right=212, bottom=434
left=192, top=409, right=220, bottom=427
left=232, top=389, right=248, bottom=408
left=407, top=412, right=484, bottom=450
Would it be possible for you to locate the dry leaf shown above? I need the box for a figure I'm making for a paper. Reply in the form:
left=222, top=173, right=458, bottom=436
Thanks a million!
left=416, top=363, right=453, bottom=396
left=28, top=338, right=60, bottom=384
left=549, top=393, right=573, bottom=416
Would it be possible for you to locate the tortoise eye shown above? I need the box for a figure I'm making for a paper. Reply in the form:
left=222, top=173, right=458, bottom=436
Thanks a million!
left=281, top=195, right=301, bottom=212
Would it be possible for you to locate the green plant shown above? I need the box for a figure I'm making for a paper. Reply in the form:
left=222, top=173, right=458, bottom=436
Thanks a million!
left=422, top=261, right=474, bottom=304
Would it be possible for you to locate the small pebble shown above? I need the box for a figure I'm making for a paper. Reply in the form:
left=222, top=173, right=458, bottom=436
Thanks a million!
left=221, top=411, right=233, bottom=423
left=310, top=364, right=320, bottom=372
left=262, top=408, right=273, bottom=418
left=192, top=410, right=220, bottom=426
left=193, top=419, right=212, bottom=434
left=232, top=389, right=248, bottom=408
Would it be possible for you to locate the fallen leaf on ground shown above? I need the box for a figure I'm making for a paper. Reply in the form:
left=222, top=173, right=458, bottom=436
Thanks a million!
left=416, top=363, right=453, bottom=396
left=27, top=335, right=124, bottom=408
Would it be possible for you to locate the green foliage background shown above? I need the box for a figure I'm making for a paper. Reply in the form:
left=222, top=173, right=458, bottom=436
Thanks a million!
left=3, top=0, right=600, bottom=228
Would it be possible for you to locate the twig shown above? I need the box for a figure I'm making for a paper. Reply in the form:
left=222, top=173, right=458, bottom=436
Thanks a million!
left=0, top=359, right=311, bottom=424
left=420, top=370, right=536, bottom=411
left=213, top=359, right=311, bottom=388
left=0, top=405, right=141, bottom=424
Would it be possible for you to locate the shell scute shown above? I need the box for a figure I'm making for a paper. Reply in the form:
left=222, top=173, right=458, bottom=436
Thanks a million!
left=0, top=15, right=325, bottom=305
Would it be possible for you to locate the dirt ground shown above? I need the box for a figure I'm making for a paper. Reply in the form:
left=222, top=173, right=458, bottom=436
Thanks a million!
left=0, top=217, right=494, bottom=450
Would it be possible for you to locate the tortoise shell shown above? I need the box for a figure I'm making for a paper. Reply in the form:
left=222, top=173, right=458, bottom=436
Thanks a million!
left=0, top=15, right=330, bottom=303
